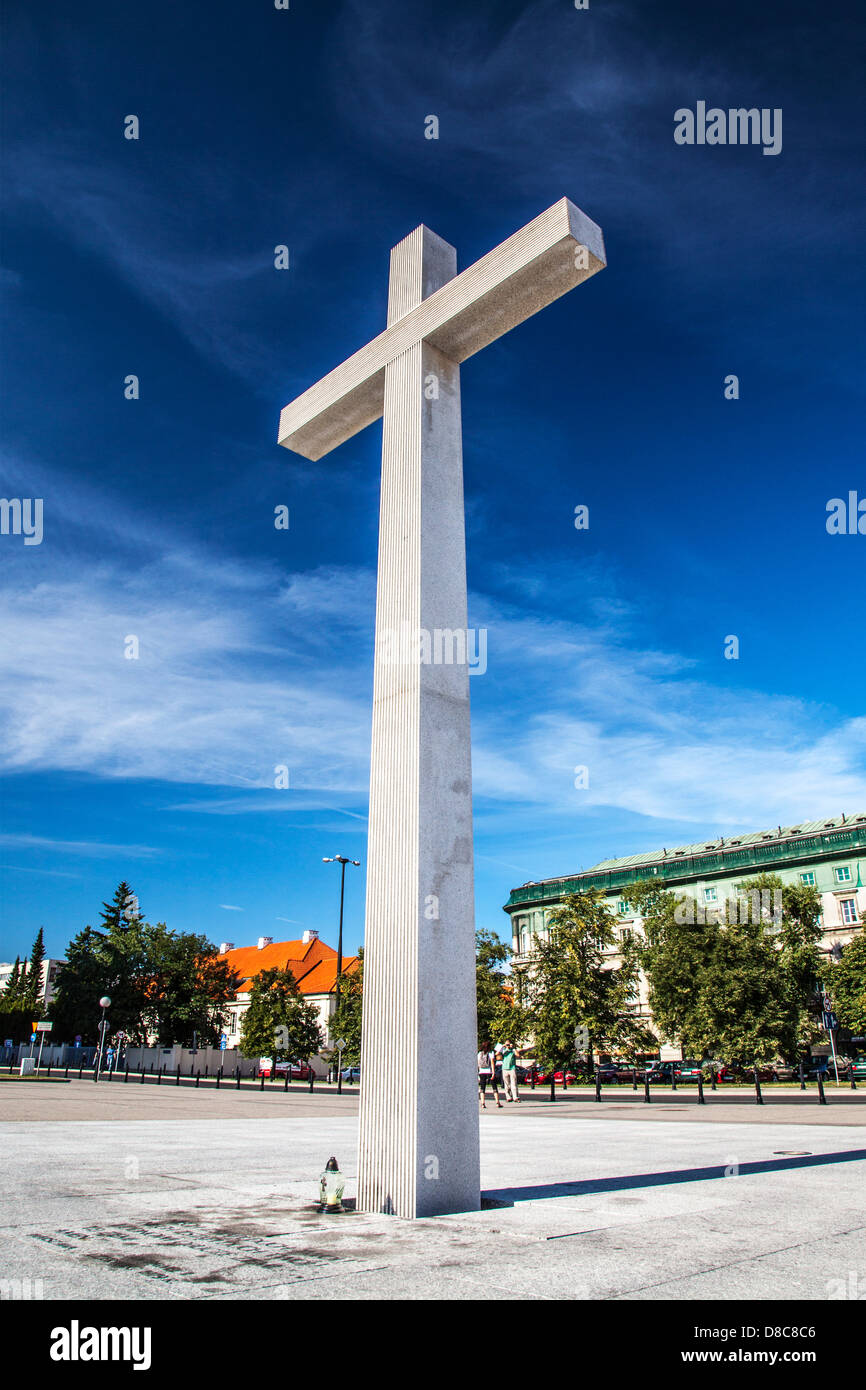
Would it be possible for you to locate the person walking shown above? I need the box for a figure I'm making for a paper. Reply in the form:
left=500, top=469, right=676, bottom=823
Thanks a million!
left=502, top=1041, right=520, bottom=1103
left=478, top=1041, right=502, bottom=1109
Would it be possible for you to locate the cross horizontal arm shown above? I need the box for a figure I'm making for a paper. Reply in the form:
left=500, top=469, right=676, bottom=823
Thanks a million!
left=278, top=198, right=605, bottom=461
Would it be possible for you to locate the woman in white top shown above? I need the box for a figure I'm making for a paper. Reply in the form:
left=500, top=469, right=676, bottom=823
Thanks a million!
left=477, top=1040, right=503, bottom=1109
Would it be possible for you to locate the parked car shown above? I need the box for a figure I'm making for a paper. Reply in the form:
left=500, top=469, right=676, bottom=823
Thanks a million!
left=805, top=1059, right=830, bottom=1080
left=845, top=1058, right=866, bottom=1080
left=702, top=1060, right=735, bottom=1082
left=645, top=1060, right=703, bottom=1084
left=610, top=1061, right=642, bottom=1083
left=769, top=1062, right=798, bottom=1082
left=257, top=1059, right=313, bottom=1080
left=534, top=1068, right=577, bottom=1085
left=595, top=1062, right=621, bottom=1083
left=340, top=1065, right=361, bottom=1083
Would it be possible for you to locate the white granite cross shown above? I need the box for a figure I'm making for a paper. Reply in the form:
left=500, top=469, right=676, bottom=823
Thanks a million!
left=279, top=198, right=606, bottom=1218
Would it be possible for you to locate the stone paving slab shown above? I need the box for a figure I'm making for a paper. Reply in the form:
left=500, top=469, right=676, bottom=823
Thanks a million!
left=1, top=1107, right=863, bottom=1301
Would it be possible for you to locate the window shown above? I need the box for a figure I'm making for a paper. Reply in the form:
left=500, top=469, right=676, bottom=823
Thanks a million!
left=800, top=872, right=816, bottom=886
left=840, top=898, right=859, bottom=925
left=617, top=900, right=628, bottom=915
left=835, top=866, right=852, bottom=883
left=704, top=887, right=717, bottom=902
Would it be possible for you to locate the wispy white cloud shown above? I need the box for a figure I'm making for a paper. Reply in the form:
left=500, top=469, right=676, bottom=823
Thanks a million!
left=0, top=834, right=159, bottom=858
left=2, top=467, right=864, bottom=838
left=219, top=904, right=244, bottom=912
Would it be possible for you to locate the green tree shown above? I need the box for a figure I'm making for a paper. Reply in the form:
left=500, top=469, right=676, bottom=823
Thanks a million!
left=625, top=880, right=717, bottom=1049
left=475, top=929, right=529, bottom=1046
left=328, top=950, right=363, bottom=1066
left=140, top=925, right=239, bottom=1046
left=50, top=884, right=238, bottom=1045
left=631, top=873, right=823, bottom=1063
left=239, top=967, right=324, bottom=1063
left=829, top=931, right=866, bottom=1036
left=21, top=927, right=46, bottom=1015
left=2, top=957, right=27, bottom=1010
left=526, top=891, right=654, bottom=1069
left=100, top=882, right=142, bottom=932
left=50, top=927, right=115, bottom=1042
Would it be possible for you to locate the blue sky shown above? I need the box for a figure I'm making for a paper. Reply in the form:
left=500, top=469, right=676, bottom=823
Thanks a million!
left=2, top=0, right=864, bottom=965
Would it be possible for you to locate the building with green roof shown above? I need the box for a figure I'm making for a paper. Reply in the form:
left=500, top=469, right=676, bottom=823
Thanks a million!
left=504, top=812, right=866, bottom=1055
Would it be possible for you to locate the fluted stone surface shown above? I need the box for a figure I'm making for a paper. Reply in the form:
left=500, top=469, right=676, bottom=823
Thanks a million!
left=356, top=227, right=479, bottom=1218
left=278, top=200, right=606, bottom=1218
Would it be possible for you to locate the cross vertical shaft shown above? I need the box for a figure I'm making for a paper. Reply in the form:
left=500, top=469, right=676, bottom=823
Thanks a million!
left=357, top=226, right=480, bottom=1218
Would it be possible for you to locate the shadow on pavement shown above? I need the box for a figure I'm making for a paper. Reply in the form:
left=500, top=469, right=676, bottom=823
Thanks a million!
left=482, top=1148, right=866, bottom=1207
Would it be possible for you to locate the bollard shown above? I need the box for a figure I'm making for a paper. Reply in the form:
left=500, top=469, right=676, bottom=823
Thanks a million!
left=195, top=1071, right=200, bottom=1088
left=204, top=1065, right=209, bottom=1082
left=124, top=1064, right=129, bottom=1083
left=754, top=1067, right=763, bottom=1105
left=158, top=1066, right=163, bottom=1086
left=46, top=1062, right=52, bottom=1076
left=849, top=1064, right=857, bottom=1092
left=64, top=1065, right=69, bottom=1079
left=644, top=1071, right=651, bottom=1103
left=799, top=1060, right=806, bottom=1091
left=531, top=1067, right=537, bottom=1090
left=562, top=1069, right=567, bottom=1091
left=817, top=1070, right=827, bottom=1105
left=594, top=1069, right=601, bottom=1102
left=260, top=1071, right=265, bottom=1090
left=140, top=1065, right=145, bottom=1084
left=697, top=1072, right=705, bottom=1105
left=671, top=1067, right=677, bottom=1092
left=176, top=1066, right=181, bottom=1086
left=549, top=1072, right=556, bottom=1103
left=710, top=1068, right=717, bottom=1092
left=632, top=1063, right=638, bottom=1092
left=216, top=1067, right=221, bottom=1089
left=78, top=1062, right=83, bottom=1079
left=236, top=1066, right=241, bottom=1090
left=308, top=1070, right=314, bottom=1092
left=284, top=1070, right=289, bottom=1092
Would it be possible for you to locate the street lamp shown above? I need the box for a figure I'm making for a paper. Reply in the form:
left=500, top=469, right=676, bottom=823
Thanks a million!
left=322, top=855, right=360, bottom=1093
left=94, top=996, right=111, bottom=1083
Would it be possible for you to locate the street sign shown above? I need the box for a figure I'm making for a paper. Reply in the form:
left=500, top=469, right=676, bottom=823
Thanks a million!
left=30, top=1034, right=36, bottom=1043
left=219, top=1034, right=227, bottom=1051
left=336, top=1038, right=346, bottom=1051
left=35, top=1021, right=53, bottom=1032
left=74, top=1035, right=82, bottom=1045
left=823, top=1011, right=838, bottom=1031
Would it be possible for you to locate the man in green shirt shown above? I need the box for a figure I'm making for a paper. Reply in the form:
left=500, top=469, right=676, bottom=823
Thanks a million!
left=501, top=1042, right=520, bottom=1103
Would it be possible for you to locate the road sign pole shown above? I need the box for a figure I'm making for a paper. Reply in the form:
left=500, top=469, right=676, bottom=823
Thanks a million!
left=829, top=1026, right=840, bottom=1084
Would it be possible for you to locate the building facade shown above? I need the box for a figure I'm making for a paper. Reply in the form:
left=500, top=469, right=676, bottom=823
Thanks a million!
left=218, top=931, right=358, bottom=1075
left=504, top=813, right=866, bottom=1055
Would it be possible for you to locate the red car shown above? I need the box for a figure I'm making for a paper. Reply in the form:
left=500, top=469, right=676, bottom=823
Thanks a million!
left=533, top=1069, right=577, bottom=1085
left=257, top=1059, right=314, bottom=1080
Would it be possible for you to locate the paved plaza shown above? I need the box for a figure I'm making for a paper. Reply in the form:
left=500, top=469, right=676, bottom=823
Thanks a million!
left=1, top=1081, right=864, bottom=1300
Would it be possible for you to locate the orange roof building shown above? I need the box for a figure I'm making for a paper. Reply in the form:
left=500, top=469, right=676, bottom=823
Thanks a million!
left=218, top=931, right=358, bottom=1073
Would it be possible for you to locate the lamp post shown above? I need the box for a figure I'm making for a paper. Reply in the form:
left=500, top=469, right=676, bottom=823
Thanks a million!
left=322, top=855, right=360, bottom=1094
left=94, top=996, right=111, bottom=1082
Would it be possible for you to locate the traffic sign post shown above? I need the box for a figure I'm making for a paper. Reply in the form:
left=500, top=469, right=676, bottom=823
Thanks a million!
left=823, top=1006, right=840, bottom=1083
left=35, top=1021, right=52, bottom=1071
left=336, top=1037, right=346, bottom=1095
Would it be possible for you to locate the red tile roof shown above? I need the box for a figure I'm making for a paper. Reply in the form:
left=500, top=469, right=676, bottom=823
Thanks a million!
left=220, top=938, right=358, bottom=998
